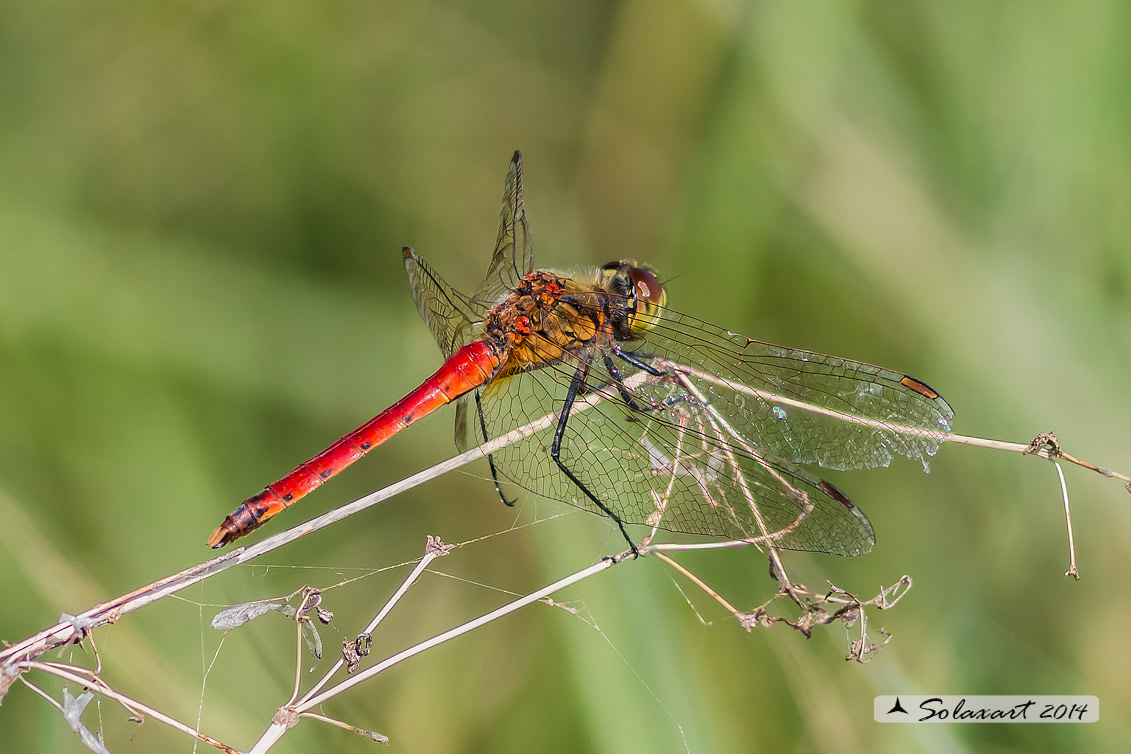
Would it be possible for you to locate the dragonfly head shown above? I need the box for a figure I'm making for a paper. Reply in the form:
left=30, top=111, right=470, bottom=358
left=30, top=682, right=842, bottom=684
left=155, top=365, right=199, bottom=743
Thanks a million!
left=599, top=261, right=667, bottom=340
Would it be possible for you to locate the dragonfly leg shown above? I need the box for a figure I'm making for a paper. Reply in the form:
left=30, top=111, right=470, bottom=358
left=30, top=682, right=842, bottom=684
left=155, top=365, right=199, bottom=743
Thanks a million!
left=601, top=353, right=654, bottom=414
left=613, top=347, right=665, bottom=377
left=603, top=349, right=693, bottom=422
left=475, top=391, right=516, bottom=506
left=552, top=360, right=640, bottom=556
left=612, top=349, right=704, bottom=413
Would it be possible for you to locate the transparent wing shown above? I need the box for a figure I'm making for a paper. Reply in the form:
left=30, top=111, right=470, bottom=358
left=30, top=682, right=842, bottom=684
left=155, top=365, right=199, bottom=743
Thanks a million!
left=471, top=150, right=534, bottom=308
left=637, top=307, right=955, bottom=471
left=402, top=246, right=486, bottom=452
left=402, top=150, right=535, bottom=448
left=402, top=246, right=483, bottom=358
left=467, top=300, right=954, bottom=556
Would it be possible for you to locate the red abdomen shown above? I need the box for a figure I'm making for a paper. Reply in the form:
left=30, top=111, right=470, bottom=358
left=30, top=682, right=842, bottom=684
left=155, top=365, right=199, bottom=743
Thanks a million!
left=208, top=340, right=499, bottom=547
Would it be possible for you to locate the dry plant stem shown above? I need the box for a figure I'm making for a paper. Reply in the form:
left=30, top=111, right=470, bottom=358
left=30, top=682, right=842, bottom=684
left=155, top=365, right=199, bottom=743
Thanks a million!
left=246, top=556, right=617, bottom=754
left=1052, top=460, right=1079, bottom=580
left=945, top=432, right=1131, bottom=486
left=18, top=675, right=64, bottom=710
left=297, top=545, right=442, bottom=707
left=648, top=539, right=799, bottom=607
left=650, top=550, right=743, bottom=618
left=299, top=557, right=613, bottom=708
left=649, top=543, right=904, bottom=621
left=284, top=588, right=327, bottom=706
left=21, top=661, right=238, bottom=753
left=287, top=617, right=305, bottom=707
left=297, top=712, right=388, bottom=744
left=959, top=432, right=1083, bottom=578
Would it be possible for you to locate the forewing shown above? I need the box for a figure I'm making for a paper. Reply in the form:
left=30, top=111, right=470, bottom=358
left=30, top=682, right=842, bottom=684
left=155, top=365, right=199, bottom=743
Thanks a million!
left=472, top=150, right=534, bottom=308
left=636, top=307, right=956, bottom=472
left=403, top=246, right=483, bottom=357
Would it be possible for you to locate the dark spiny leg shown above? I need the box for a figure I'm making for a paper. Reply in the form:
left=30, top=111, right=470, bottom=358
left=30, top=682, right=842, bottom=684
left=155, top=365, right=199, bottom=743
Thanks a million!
left=616, top=349, right=708, bottom=416
left=602, top=353, right=651, bottom=413
left=551, top=361, right=639, bottom=556
left=659, top=394, right=696, bottom=409
left=576, top=345, right=660, bottom=401
left=476, top=391, right=515, bottom=506
left=614, top=347, right=665, bottom=376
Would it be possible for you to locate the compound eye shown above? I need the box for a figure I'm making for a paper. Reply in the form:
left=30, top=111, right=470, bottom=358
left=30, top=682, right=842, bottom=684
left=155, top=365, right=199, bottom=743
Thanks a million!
left=629, top=267, right=664, bottom=307
left=625, top=266, right=666, bottom=337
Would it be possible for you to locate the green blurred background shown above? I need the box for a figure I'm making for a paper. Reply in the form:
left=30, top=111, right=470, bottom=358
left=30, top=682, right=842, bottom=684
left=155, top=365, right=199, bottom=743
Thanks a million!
left=2, top=1, right=1130, bottom=752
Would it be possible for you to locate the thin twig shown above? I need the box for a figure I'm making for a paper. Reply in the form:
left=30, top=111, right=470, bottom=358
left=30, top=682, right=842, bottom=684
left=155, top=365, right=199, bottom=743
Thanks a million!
left=21, top=661, right=239, bottom=754
left=650, top=550, right=743, bottom=619
left=246, top=556, right=618, bottom=753
left=297, top=537, right=449, bottom=706
left=946, top=431, right=1131, bottom=486
left=17, top=676, right=65, bottom=712
left=297, top=557, right=615, bottom=709
left=1052, top=460, right=1078, bottom=580
left=1019, top=433, right=1080, bottom=578
left=298, top=712, right=388, bottom=744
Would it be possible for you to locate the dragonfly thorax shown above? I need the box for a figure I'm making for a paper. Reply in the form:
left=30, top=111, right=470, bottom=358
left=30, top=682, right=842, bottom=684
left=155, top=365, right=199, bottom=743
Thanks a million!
left=481, top=271, right=610, bottom=377
left=478, top=263, right=667, bottom=380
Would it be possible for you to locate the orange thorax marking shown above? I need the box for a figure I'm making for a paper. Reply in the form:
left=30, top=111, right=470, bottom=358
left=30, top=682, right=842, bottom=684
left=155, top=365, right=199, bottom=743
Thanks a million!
left=486, top=272, right=606, bottom=379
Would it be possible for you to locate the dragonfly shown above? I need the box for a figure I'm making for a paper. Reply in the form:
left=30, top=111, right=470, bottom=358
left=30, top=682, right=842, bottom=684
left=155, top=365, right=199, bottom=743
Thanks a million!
left=208, top=151, right=954, bottom=555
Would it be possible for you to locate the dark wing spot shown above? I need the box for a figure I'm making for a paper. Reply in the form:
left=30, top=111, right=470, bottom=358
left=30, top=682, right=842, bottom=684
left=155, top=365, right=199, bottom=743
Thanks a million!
left=900, top=375, right=940, bottom=399
left=817, top=480, right=857, bottom=510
